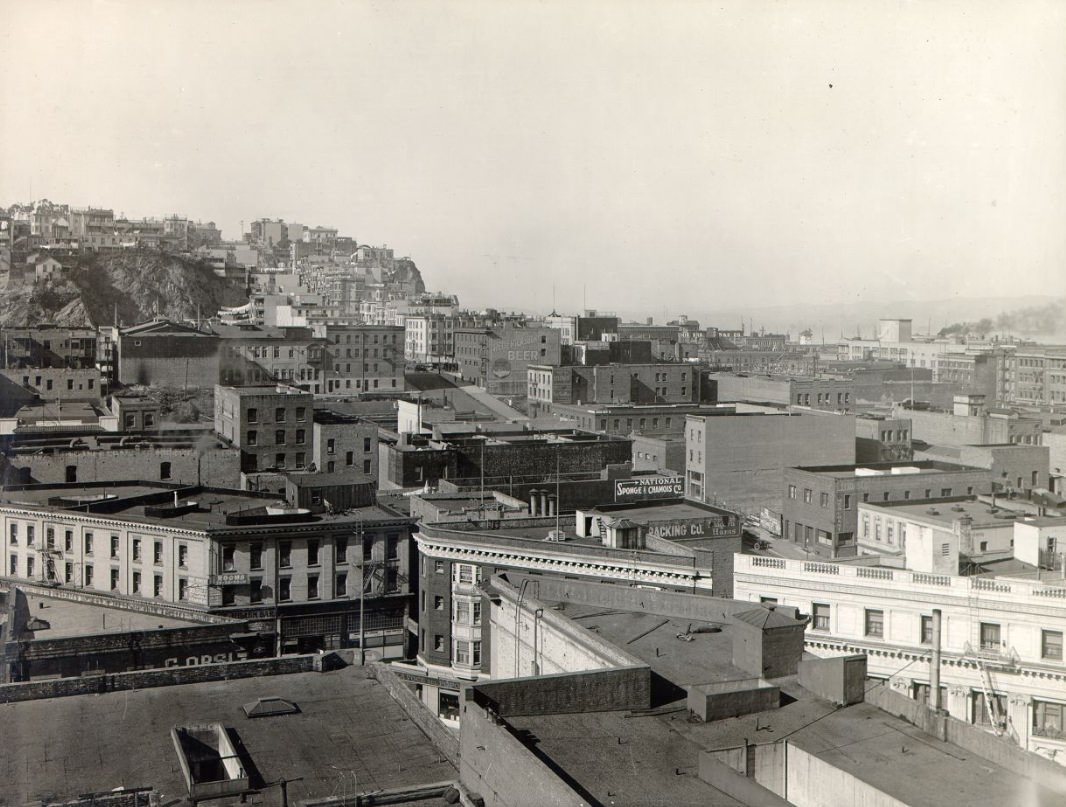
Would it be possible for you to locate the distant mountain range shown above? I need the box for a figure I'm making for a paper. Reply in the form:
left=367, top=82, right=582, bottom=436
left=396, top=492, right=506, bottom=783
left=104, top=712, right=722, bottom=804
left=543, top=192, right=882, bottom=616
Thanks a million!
left=658, top=295, right=1066, bottom=342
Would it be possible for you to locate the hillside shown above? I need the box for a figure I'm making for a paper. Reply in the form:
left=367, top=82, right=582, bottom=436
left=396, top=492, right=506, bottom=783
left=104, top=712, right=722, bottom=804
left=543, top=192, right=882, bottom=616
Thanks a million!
left=0, top=250, right=248, bottom=327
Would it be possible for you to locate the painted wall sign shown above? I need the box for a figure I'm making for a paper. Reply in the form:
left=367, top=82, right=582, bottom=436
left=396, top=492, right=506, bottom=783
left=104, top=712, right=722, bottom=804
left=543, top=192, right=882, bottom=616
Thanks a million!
left=615, top=476, right=684, bottom=501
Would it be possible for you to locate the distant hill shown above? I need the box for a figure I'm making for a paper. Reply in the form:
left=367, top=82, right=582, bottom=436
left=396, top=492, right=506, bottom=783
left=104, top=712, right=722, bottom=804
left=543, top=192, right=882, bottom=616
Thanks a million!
left=686, top=295, right=1066, bottom=342
left=0, top=250, right=249, bottom=327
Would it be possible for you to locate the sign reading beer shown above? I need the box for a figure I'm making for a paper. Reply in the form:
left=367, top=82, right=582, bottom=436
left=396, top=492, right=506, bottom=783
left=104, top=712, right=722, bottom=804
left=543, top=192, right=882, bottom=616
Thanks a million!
left=614, top=476, right=684, bottom=502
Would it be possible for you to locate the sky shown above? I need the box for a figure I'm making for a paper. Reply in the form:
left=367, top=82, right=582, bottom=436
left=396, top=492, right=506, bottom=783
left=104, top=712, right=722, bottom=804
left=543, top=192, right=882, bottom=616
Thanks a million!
left=2, top=1, right=1064, bottom=322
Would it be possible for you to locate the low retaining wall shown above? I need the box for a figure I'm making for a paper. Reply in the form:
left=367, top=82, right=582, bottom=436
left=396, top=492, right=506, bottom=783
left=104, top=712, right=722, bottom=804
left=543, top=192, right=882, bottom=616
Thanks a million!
left=0, top=653, right=321, bottom=704
left=369, top=662, right=459, bottom=767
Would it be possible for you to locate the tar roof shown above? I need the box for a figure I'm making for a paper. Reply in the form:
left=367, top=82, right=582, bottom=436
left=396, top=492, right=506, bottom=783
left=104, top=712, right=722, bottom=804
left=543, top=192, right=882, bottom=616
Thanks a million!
left=0, top=484, right=406, bottom=531
left=507, top=679, right=1064, bottom=807
left=0, top=668, right=456, bottom=805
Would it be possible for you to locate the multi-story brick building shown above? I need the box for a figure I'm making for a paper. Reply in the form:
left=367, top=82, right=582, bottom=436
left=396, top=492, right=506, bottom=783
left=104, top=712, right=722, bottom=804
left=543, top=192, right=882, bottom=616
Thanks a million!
left=214, top=324, right=329, bottom=392
left=215, top=385, right=314, bottom=473
left=685, top=410, right=856, bottom=518
left=550, top=402, right=731, bottom=437
left=314, top=323, right=404, bottom=395
left=1, top=480, right=415, bottom=656
left=712, top=372, right=854, bottom=412
left=1, top=325, right=98, bottom=369
left=456, top=323, right=562, bottom=397
left=781, top=460, right=994, bottom=558
left=855, top=414, right=913, bottom=462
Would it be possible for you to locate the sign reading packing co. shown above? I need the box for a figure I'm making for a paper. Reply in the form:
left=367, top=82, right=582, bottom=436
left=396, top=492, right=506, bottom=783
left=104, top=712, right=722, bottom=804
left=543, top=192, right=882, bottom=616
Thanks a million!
left=614, top=476, right=684, bottom=502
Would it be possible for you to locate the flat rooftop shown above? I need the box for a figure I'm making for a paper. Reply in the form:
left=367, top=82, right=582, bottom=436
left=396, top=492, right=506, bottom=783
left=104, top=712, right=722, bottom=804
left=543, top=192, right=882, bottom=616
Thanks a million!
left=0, top=668, right=456, bottom=805
left=796, top=460, right=984, bottom=478
left=555, top=602, right=753, bottom=687
left=587, top=500, right=734, bottom=524
left=503, top=602, right=1064, bottom=807
left=15, top=592, right=207, bottom=639
left=863, top=497, right=1021, bottom=525
left=0, top=484, right=407, bottom=530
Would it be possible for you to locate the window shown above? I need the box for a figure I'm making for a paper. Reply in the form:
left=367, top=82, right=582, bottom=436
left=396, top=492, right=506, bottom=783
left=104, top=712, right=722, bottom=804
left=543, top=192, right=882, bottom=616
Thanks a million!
left=435, top=595, right=445, bottom=610
left=8, top=524, right=16, bottom=545
left=154, top=541, right=163, bottom=564
left=386, top=534, right=398, bottom=560
left=84, top=564, right=95, bottom=586
left=250, top=544, right=262, bottom=570
left=980, top=622, right=1001, bottom=651
left=434, top=559, right=445, bottom=574
left=296, top=429, right=305, bottom=444
left=275, top=429, right=285, bottom=445
left=131, top=570, right=140, bottom=593
left=864, top=609, right=884, bottom=638
left=275, top=407, right=286, bottom=423
left=178, top=543, right=188, bottom=567
left=1034, top=700, right=1066, bottom=739
left=84, top=532, right=94, bottom=554
left=921, top=615, right=934, bottom=645
left=9, top=554, right=17, bottom=576
left=132, top=538, right=142, bottom=561
left=803, top=489, right=812, bottom=504
left=110, top=535, right=119, bottom=558
left=819, top=492, right=829, bottom=508
left=843, top=494, right=851, bottom=510
left=1042, top=630, right=1063, bottom=661
left=974, top=690, right=1007, bottom=728
left=154, top=574, right=163, bottom=597
left=363, top=459, right=372, bottom=474
left=363, top=437, right=372, bottom=452
left=335, top=572, right=347, bottom=598
left=247, top=430, right=258, bottom=446
left=278, top=577, right=291, bottom=601
left=434, top=635, right=445, bottom=652
left=159, top=461, right=171, bottom=480
left=308, top=574, right=319, bottom=599
left=65, top=562, right=73, bottom=583
left=46, top=527, right=55, bottom=548
left=222, top=545, right=235, bottom=571
left=26, top=556, right=35, bottom=577
left=308, top=539, right=320, bottom=566
left=279, top=541, right=292, bottom=568
left=327, top=438, right=336, bottom=454
left=811, top=603, right=830, bottom=631
left=247, top=408, right=258, bottom=423
left=788, top=484, right=797, bottom=500
left=275, top=453, right=285, bottom=468
left=346, top=451, right=354, bottom=466
left=940, top=488, right=952, bottom=497
left=335, top=536, right=347, bottom=564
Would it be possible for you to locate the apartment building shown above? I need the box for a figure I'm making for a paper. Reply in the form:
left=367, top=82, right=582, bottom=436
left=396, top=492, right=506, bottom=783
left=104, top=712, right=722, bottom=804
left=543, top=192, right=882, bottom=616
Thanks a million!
left=685, top=410, right=856, bottom=517
left=734, top=549, right=1066, bottom=765
left=782, top=461, right=993, bottom=558
left=2, top=481, right=415, bottom=656
left=315, top=323, right=404, bottom=395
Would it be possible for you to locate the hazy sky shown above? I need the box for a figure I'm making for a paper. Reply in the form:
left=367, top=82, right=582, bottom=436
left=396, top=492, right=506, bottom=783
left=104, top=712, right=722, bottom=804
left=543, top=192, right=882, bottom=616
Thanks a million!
left=3, top=1, right=1064, bottom=321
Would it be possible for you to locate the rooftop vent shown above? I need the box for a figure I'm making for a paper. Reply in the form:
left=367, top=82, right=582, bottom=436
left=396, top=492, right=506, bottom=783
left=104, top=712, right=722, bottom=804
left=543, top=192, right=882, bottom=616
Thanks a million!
left=544, top=530, right=568, bottom=542
left=927, top=508, right=940, bottom=515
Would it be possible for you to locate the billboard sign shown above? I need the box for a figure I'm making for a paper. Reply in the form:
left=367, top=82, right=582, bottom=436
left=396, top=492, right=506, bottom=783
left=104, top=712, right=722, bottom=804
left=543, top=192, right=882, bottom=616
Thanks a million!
left=615, top=476, right=684, bottom=502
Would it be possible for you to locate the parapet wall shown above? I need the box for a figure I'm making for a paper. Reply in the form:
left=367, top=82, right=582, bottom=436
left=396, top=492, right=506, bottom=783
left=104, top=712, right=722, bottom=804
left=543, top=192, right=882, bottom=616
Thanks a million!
left=0, top=653, right=319, bottom=704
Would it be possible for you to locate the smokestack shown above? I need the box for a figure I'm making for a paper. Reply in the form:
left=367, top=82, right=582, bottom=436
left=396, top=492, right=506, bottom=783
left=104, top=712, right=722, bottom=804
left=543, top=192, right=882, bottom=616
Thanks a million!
left=931, top=609, right=942, bottom=711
